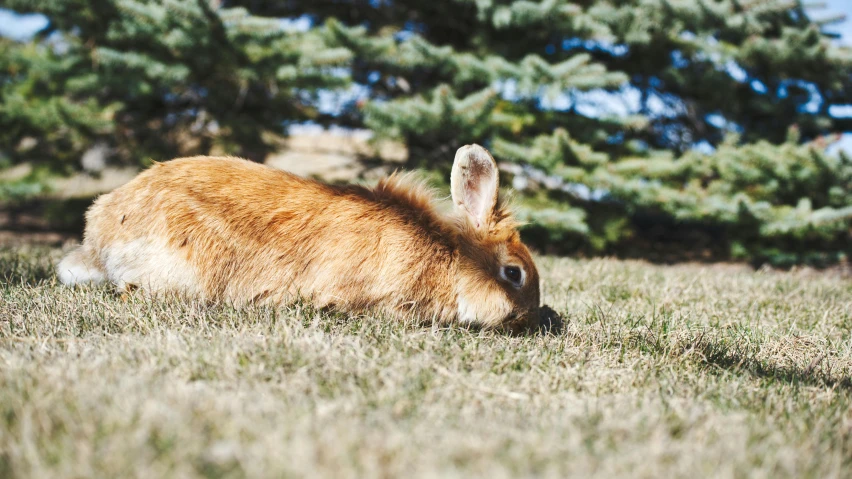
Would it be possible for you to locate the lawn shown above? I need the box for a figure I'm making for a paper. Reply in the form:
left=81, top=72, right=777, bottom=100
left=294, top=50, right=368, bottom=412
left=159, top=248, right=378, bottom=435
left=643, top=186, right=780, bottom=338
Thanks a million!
left=1, top=247, right=851, bottom=478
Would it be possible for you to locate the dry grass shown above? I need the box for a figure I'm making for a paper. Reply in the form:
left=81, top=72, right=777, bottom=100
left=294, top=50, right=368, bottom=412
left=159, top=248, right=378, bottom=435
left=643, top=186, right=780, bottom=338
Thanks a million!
left=1, top=247, right=851, bottom=478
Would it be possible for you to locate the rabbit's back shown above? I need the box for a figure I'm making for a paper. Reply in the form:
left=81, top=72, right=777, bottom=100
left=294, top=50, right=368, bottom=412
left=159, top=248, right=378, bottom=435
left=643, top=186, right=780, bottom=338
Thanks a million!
left=81, top=156, right=456, bottom=316
left=60, top=145, right=542, bottom=332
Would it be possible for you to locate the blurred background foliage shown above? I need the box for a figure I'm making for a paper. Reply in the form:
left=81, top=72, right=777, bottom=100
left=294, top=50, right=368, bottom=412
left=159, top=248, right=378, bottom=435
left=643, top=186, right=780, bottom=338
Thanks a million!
left=1, top=0, right=851, bottom=266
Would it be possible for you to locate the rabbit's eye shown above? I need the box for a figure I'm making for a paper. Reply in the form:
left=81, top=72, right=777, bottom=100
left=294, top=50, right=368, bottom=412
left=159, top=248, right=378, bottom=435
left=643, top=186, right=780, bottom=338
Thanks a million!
left=502, top=266, right=523, bottom=286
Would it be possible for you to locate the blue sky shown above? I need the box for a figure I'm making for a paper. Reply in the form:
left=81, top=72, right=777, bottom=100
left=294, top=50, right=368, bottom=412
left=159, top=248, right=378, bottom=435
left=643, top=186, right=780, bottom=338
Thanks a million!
left=822, top=0, right=852, bottom=44
left=821, top=0, right=852, bottom=154
left=0, top=9, right=48, bottom=41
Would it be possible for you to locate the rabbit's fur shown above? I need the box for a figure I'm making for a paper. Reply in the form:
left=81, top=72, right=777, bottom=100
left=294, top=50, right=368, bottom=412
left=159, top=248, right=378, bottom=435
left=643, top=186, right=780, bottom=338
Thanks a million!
left=58, top=144, right=541, bottom=332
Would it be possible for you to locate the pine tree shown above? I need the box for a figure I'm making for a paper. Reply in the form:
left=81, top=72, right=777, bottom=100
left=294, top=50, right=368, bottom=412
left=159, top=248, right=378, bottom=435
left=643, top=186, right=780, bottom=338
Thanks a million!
left=1, top=0, right=350, bottom=174
left=1, top=37, right=115, bottom=199
left=236, top=0, right=852, bottom=151
left=4, top=0, right=851, bottom=265
left=495, top=126, right=852, bottom=264
left=234, top=0, right=850, bottom=265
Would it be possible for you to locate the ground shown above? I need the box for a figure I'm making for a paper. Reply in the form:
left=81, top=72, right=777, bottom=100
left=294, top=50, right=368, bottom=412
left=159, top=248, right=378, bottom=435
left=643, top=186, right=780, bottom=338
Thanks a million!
left=1, top=247, right=850, bottom=478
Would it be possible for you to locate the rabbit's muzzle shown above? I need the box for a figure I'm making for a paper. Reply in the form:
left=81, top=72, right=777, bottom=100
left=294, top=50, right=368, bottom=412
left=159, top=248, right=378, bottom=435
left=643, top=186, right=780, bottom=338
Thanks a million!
left=501, top=307, right=543, bottom=335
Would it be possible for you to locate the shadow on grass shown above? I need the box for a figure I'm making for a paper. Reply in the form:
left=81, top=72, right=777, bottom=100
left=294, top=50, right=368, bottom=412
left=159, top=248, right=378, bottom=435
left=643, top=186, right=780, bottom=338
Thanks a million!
left=598, top=319, right=852, bottom=391
left=0, top=197, right=91, bottom=286
left=537, top=304, right=564, bottom=335
left=1, top=197, right=91, bottom=236
left=681, top=333, right=852, bottom=391
left=0, top=247, right=60, bottom=286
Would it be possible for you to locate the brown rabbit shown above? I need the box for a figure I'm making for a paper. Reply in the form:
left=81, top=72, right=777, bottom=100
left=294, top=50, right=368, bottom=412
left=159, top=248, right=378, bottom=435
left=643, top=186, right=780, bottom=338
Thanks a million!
left=57, top=144, right=541, bottom=332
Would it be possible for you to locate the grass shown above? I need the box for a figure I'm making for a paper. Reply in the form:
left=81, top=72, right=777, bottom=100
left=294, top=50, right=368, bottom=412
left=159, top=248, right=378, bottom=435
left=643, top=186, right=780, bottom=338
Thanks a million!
left=1, top=246, right=851, bottom=478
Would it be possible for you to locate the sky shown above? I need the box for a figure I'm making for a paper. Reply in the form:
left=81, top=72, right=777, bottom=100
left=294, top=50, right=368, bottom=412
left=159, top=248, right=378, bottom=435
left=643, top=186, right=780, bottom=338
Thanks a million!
left=819, top=0, right=852, bottom=155
left=0, top=9, right=47, bottom=41
left=822, top=0, right=852, bottom=43
left=1, top=2, right=851, bottom=153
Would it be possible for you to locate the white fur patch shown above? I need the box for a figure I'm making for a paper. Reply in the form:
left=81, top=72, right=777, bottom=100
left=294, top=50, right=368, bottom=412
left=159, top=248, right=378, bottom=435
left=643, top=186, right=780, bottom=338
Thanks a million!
left=456, top=293, right=478, bottom=324
left=101, top=238, right=200, bottom=294
left=57, top=248, right=105, bottom=285
left=456, top=289, right=513, bottom=327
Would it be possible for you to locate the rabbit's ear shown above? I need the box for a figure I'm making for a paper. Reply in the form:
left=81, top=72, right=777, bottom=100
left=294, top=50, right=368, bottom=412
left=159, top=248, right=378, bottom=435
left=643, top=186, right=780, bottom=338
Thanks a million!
left=451, top=144, right=499, bottom=229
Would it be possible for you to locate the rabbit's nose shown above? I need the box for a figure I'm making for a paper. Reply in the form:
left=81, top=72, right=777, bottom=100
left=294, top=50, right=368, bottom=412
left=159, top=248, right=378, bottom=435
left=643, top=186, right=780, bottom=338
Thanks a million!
left=502, top=310, right=538, bottom=335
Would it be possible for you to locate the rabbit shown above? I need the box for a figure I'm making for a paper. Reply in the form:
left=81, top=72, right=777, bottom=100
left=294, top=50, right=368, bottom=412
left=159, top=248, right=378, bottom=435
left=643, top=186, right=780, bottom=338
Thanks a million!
left=57, top=144, right=541, bottom=332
